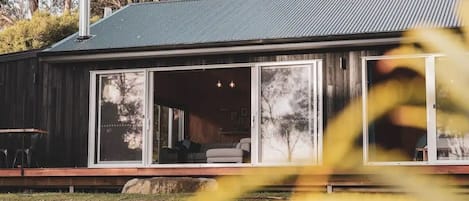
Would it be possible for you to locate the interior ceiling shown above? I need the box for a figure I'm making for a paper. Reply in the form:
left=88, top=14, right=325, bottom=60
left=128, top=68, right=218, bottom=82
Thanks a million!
left=154, top=67, right=251, bottom=111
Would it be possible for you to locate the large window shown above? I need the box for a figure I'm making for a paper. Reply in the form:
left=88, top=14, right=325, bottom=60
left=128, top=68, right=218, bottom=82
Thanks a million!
left=363, top=55, right=469, bottom=165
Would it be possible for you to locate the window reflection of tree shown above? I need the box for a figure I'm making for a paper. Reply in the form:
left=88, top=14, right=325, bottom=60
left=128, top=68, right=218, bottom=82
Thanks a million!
left=100, top=73, right=144, bottom=161
left=261, top=67, right=313, bottom=162
left=436, top=73, right=469, bottom=160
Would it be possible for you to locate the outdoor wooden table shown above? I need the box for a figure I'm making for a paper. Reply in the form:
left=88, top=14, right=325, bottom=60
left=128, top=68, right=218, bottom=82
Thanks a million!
left=0, top=128, right=47, bottom=176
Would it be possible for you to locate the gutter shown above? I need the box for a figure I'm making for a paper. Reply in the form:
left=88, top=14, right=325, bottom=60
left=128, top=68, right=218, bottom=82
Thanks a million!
left=0, top=49, right=44, bottom=63
left=40, top=37, right=402, bottom=63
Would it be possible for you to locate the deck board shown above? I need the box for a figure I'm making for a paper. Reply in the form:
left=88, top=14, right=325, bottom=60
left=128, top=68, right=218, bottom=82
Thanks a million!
left=0, top=166, right=469, bottom=190
left=0, top=165, right=469, bottom=177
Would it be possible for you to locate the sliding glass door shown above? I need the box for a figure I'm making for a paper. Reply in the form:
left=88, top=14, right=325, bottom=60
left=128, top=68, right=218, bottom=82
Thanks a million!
left=149, top=68, right=252, bottom=165
left=256, top=62, right=321, bottom=164
left=94, top=71, right=145, bottom=164
left=363, top=55, right=469, bottom=165
left=435, top=57, right=469, bottom=162
left=89, top=61, right=322, bottom=167
left=364, top=57, right=427, bottom=163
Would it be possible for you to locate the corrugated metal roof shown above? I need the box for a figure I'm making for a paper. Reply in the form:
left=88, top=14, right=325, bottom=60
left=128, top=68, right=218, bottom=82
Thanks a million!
left=45, top=0, right=461, bottom=53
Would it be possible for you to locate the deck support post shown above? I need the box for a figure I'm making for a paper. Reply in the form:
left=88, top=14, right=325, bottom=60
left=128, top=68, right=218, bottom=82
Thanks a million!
left=326, top=184, right=333, bottom=194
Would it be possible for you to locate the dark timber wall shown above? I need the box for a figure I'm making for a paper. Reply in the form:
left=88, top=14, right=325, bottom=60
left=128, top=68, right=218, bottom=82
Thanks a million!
left=0, top=51, right=42, bottom=129
left=0, top=46, right=392, bottom=167
left=0, top=50, right=49, bottom=166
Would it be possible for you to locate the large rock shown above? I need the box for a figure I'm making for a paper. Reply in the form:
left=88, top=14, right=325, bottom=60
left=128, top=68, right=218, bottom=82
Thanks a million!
left=121, top=177, right=217, bottom=194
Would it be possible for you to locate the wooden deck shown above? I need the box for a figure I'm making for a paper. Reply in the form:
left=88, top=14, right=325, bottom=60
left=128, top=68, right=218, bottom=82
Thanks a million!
left=1, top=166, right=469, bottom=191
left=0, top=165, right=469, bottom=177
left=0, top=167, right=246, bottom=177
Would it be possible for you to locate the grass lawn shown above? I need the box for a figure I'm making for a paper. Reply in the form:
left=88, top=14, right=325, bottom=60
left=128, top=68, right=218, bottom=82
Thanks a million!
left=0, top=192, right=290, bottom=201
left=0, top=193, right=189, bottom=201
left=0, top=192, right=439, bottom=201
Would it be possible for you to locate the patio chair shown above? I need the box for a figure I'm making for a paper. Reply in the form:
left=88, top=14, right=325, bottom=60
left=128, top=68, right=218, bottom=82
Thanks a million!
left=0, top=149, right=7, bottom=168
left=12, top=134, right=41, bottom=168
left=414, top=135, right=427, bottom=161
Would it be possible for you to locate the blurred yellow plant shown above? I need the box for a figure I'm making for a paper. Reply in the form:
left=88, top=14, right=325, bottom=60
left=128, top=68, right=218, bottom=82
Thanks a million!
left=188, top=1, right=469, bottom=201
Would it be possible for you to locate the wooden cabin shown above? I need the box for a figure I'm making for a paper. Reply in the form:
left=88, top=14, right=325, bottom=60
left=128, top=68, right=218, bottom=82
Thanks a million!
left=0, top=0, right=468, bottom=191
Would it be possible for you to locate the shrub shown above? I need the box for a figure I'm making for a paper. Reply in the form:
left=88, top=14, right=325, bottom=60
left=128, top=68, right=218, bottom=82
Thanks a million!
left=0, top=11, right=98, bottom=54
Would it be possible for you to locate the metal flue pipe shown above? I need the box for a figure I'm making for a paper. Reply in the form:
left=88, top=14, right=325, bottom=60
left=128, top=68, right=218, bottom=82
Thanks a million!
left=78, top=0, right=91, bottom=40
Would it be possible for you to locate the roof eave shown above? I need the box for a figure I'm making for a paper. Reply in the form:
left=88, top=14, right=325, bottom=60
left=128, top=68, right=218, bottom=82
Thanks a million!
left=0, top=49, right=44, bottom=63
left=39, top=33, right=404, bottom=63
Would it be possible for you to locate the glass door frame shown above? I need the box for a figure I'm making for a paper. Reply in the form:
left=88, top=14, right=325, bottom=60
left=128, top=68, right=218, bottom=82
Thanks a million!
left=252, top=60, right=323, bottom=166
left=88, top=69, right=148, bottom=168
left=432, top=55, right=469, bottom=165
left=362, top=55, right=435, bottom=165
left=362, top=54, right=469, bottom=165
left=146, top=64, right=255, bottom=167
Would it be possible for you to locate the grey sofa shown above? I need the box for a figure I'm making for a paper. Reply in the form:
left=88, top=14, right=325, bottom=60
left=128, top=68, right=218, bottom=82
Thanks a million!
left=158, top=140, right=236, bottom=163
left=206, top=138, right=251, bottom=163
left=186, top=143, right=236, bottom=163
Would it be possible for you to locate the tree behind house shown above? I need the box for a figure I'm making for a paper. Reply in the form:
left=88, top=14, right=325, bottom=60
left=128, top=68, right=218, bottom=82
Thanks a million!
left=0, top=12, right=79, bottom=54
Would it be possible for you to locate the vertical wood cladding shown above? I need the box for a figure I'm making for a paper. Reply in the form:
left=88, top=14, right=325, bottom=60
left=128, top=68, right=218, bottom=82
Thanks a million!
left=0, top=57, right=39, bottom=129
left=0, top=46, right=390, bottom=167
left=0, top=53, right=45, bottom=166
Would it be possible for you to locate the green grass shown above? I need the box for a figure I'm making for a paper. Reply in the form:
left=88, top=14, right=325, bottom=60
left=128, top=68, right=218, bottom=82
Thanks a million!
left=0, top=192, right=290, bottom=201
left=0, top=193, right=189, bottom=201
left=1, top=192, right=452, bottom=201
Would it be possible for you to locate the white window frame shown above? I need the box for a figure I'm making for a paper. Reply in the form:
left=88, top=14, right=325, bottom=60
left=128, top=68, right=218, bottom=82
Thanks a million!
left=362, top=54, right=469, bottom=166
left=89, top=60, right=324, bottom=168
left=253, top=60, right=323, bottom=166
left=88, top=69, right=147, bottom=168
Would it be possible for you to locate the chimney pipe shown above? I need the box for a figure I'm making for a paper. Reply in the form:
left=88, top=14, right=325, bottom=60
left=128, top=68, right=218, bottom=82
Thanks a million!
left=78, top=0, right=91, bottom=40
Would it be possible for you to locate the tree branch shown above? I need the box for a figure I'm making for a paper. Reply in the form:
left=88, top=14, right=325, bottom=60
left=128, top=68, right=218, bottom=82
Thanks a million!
left=111, top=0, right=122, bottom=8
left=0, top=13, right=14, bottom=24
